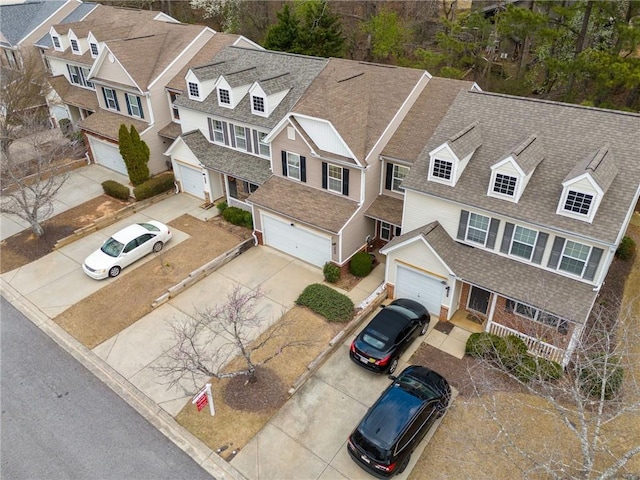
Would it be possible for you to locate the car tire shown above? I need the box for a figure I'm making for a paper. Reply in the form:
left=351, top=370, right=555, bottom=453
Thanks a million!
left=397, top=455, right=410, bottom=474
left=388, top=357, right=399, bottom=374
left=419, top=321, right=429, bottom=336
left=108, top=266, right=121, bottom=278
left=152, top=241, right=164, bottom=253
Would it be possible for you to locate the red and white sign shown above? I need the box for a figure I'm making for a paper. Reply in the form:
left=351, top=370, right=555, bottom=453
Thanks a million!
left=192, top=383, right=215, bottom=416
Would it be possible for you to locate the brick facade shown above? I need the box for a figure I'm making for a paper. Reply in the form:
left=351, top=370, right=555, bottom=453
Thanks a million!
left=439, top=305, right=448, bottom=322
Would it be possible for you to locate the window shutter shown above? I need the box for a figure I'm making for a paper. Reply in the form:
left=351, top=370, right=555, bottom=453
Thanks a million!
left=222, top=121, right=229, bottom=145
left=207, top=118, right=214, bottom=142
left=486, top=218, right=500, bottom=249
left=125, top=95, right=132, bottom=116
left=245, top=127, right=252, bottom=152
left=66, top=64, right=72, bottom=82
left=500, top=223, right=514, bottom=254
left=456, top=210, right=469, bottom=241
left=342, top=168, right=349, bottom=196
left=113, top=91, right=119, bottom=111
left=385, top=163, right=393, bottom=190
left=547, top=236, right=565, bottom=269
left=252, top=130, right=259, bottom=152
left=300, top=156, right=307, bottom=182
left=229, top=123, right=236, bottom=147
left=322, top=162, right=328, bottom=189
left=583, top=247, right=603, bottom=281
left=531, top=232, right=548, bottom=264
left=281, top=151, right=287, bottom=177
left=137, top=97, right=144, bottom=119
left=101, top=87, right=108, bottom=107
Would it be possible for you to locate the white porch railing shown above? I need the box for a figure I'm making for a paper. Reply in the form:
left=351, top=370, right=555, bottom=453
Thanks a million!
left=228, top=197, right=251, bottom=212
left=489, top=323, right=565, bottom=364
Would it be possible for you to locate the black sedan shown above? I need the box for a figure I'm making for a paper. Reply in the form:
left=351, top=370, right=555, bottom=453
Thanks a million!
left=349, top=298, right=430, bottom=374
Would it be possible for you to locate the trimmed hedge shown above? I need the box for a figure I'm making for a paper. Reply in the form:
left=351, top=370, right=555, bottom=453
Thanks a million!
left=216, top=201, right=228, bottom=214
left=133, top=173, right=175, bottom=201
left=222, top=206, right=253, bottom=229
left=616, top=236, right=636, bottom=261
left=349, top=251, right=373, bottom=277
left=323, top=262, right=341, bottom=284
left=579, top=355, right=624, bottom=400
left=101, top=180, right=130, bottom=201
left=296, top=283, right=354, bottom=323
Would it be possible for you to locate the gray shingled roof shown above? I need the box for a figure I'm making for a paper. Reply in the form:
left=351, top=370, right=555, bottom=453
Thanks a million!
left=0, top=0, right=66, bottom=47
left=447, top=121, right=482, bottom=160
left=564, top=144, right=618, bottom=194
left=175, top=47, right=328, bottom=129
left=499, top=134, right=544, bottom=175
left=35, top=2, right=98, bottom=47
left=181, top=130, right=271, bottom=184
left=403, top=90, right=640, bottom=244
left=364, top=195, right=404, bottom=226
left=382, top=222, right=597, bottom=323
left=248, top=176, right=358, bottom=234
left=258, top=73, right=291, bottom=95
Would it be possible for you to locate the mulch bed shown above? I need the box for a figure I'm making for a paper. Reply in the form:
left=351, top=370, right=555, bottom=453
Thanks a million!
left=223, top=366, right=289, bottom=412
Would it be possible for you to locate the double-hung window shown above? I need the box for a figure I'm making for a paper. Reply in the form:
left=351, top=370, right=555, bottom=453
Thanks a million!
left=392, top=165, right=409, bottom=192
left=510, top=225, right=537, bottom=260
left=81, top=68, right=93, bottom=89
left=328, top=165, right=343, bottom=193
left=432, top=159, right=452, bottom=180
left=169, top=92, right=180, bottom=120
left=234, top=125, right=246, bottom=150
left=564, top=190, right=593, bottom=216
left=103, top=88, right=119, bottom=111
left=558, top=240, right=590, bottom=276
left=126, top=93, right=143, bottom=118
left=466, top=213, right=490, bottom=245
left=287, top=152, right=301, bottom=180
left=212, top=120, right=224, bottom=143
left=506, top=300, right=568, bottom=334
left=258, top=132, right=270, bottom=157
left=68, top=65, right=81, bottom=85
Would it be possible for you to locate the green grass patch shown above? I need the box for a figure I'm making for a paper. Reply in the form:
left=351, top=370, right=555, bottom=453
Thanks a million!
left=296, top=283, right=354, bottom=323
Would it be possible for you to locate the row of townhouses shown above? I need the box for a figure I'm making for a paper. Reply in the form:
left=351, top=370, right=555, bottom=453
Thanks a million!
left=2, top=1, right=639, bottom=366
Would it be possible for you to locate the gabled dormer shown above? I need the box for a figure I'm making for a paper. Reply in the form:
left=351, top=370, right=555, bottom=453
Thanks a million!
left=214, top=67, right=255, bottom=109
left=49, top=26, right=66, bottom=52
left=249, top=74, right=291, bottom=118
left=184, top=70, right=205, bottom=102
left=88, top=32, right=100, bottom=58
left=68, top=29, right=82, bottom=55
left=427, top=121, right=481, bottom=187
left=557, top=145, right=617, bottom=223
left=215, top=76, right=234, bottom=108
left=488, top=134, right=544, bottom=203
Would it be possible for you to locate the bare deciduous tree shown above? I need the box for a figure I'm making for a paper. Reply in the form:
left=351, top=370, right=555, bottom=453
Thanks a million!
left=157, top=285, right=312, bottom=392
left=467, top=295, right=640, bottom=480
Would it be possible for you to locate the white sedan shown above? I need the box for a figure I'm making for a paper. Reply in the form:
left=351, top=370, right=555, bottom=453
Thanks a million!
left=83, top=221, right=172, bottom=280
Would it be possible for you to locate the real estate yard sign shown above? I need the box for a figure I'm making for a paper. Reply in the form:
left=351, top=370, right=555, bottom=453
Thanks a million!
left=192, top=383, right=215, bottom=416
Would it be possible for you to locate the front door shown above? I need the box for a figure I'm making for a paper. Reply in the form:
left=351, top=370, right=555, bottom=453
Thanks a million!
left=468, top=286, right=491, bottom=315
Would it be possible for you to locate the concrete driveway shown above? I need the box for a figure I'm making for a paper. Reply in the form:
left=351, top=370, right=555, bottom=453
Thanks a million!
left=231, top=313, right=458, bottom=480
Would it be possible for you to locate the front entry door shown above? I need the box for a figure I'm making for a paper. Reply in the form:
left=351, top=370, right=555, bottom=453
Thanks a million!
left=468, top=286, right=491, bottom=315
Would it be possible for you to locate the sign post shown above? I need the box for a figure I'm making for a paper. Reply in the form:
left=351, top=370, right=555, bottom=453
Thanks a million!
left=192, top=383, right=215, bottom=416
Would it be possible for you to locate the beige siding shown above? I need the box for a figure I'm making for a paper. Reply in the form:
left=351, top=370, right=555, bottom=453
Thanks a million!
left=386, top=240, right=450, bottom=285
left=568, top=177, right=598, bottom=194
left=97, top=55, right=136, bottom=87
left=494, top=159, right=520, bottom=177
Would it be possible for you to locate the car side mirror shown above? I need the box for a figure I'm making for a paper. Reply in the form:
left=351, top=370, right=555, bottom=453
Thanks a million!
left=387, top=374, right=397, bottom=381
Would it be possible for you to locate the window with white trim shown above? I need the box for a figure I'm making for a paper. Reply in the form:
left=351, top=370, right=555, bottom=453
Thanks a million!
left=52, top=36, right=61, bottom=49
left=505, top=299, right=568, bottom=334
left=188, top=82, right=199, bottom=99
left=380, top=222, right=402, bottom=241
left=90, top=43, right=98, bottom=57
left=218, top=88, right=230, bottom=105
left=169, top=92, right=180, bottom=120
left=103, top=88, right=118, bottom=110
left=81, top=67, right=93, bottom=89
left=126, top=93, right=142, bottom=118
left=328, top=165, right=343, bottom=193
left=70, top=39, right=79, bottom=53
left=69, top=65, right=93, bottom=89
left=257, top=132, right=270, bottom=157
left=287, top=152, right=300, bottom=180
left=252, top=95, right=264, bottom=113
left=212, top=119, right=224, bottom=143
left=564, top=190, right=593, bottom=216
left=558, top=240, right=590, bottom=276
left=466, top=212, right=490, bottom=245
left=392, top=164, right=409, bottom=192
left=493, top=173, right=517, bottom=196
left=5, top=50, right=17, bottom=68
left=510, top=225, right=537, bottom=260
left=432, top=159, right=452, bottom=180
left=234, top=125, right=246, bottom=150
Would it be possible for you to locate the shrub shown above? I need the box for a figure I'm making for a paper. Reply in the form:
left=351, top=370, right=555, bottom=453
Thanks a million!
left=616, top=236, right=636, bottom=260
left=323, top=262, right=341, bottom=283
left=296, top=283, right=354, bottom=323
left=579, top=355, right=624, bottom=400
left=496, top=335, right=529, bottom=369
left=222, top=206, right=253, bottom=229
left=349, top=251, right=373, bottom=277
left=216, top=201, right=228, bottom=214
left=101, top=180, right=130, bottom=201
left=465, top=332, right=501, bottom=358
left=536, top=358, right=563, bottom=381
left=59, top=118, right=72, bottom=135
left=514, top=355, right=538, bottom=383
left=133, top=173, right=175, bottom=200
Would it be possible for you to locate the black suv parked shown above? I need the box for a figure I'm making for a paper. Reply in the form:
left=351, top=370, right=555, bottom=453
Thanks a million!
left=347, top=365, right=451, bottom=478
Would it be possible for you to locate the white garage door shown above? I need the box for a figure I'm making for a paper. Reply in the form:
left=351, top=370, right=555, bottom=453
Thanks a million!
left=395, top=265, right=445, bottom=316
left=177, top=163, right=204, bottom=199
left=263, top=215, right=331, bottom=267
left=88, top=136, right=127, bottom=175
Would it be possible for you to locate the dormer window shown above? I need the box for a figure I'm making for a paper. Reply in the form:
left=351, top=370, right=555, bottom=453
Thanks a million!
left=432, top=159, right=452, bottom=180
left=493, top=173, right=517, bottom=197
left=70, top=39, right=79, bottom=53
left=188, top=82, right=200, bottom=100
left=90, top=43, right=99, bottom=57
left=563, top=190, right=593, bottom=216
left=218, top=88, right=230, bottom=105
left=52, top=36, right=61, bottom=49
left=252, top=95, right=265, bottom=113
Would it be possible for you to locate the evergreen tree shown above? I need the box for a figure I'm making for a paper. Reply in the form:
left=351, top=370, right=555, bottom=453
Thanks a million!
left=118, top=124, right=134, bottom=181
left=296, top=0, right=345, bottom=58
left=128, top=125, right=150, bottom=186
left=263, top=3, right=299, bottom=52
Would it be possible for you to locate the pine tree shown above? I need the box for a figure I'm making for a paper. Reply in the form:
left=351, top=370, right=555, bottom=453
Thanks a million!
left=295, top=0, right=345, bottom=58
left=128, top=125, right=150, bottom=186
left=263, top=3, right=299, bottom=52
left=118, top=124, right=134, bottom=181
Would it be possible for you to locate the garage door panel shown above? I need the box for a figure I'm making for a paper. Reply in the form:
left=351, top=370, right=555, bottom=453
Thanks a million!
left=263, top=215, right=330, bottom=267
left=395, top=265, right=444, bottom=315
left=88, top=137, right=127, bottom=175
left=177, top=164, right=204, bottom=199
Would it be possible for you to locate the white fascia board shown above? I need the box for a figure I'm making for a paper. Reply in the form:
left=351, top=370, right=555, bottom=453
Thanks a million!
left=232, top=35, right=264, bottom=50
left=380, top=233, right=455, bottom=277
left=491, top=156, right=526, bottom=177
left=263, top=114, right=292, bottom=143
left=428, top=142, right=458, bottom=161
left=153, top=12, right=181, bottom=23
left=18, top=0, right=79, bottom=45
left=149, top=27, right=214, bottom=89
left=97, top=44, right=143, bottom=92
left=293, top=113, right=359, bottom=165
left=164, top=135, right=186, bottom=156
left=562, top=172, right=604, bottom=197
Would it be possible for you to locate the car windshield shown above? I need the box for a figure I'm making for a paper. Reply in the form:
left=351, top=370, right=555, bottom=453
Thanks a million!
left=139, top=222, right=160, bottom=232
left=386, top=304, right=419, bottom=320
left=100, top=237, right=124, bottom=257
left=396, top=375, right=439, bottom=400
left=362, top=330, right=389, bottom=350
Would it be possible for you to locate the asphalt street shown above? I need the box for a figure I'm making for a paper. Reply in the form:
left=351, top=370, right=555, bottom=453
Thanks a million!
left=0, top=296, right=214, bottom=480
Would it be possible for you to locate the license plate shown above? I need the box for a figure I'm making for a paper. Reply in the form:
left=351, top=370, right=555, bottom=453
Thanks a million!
left=361, top=454, right=370, bottom=464
left=358, top=354, right=368, bottom=363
